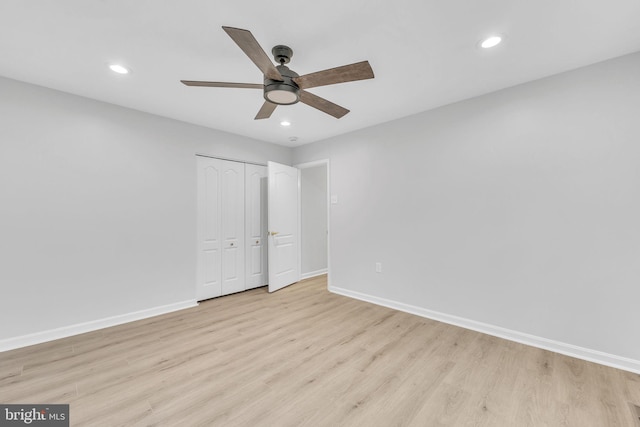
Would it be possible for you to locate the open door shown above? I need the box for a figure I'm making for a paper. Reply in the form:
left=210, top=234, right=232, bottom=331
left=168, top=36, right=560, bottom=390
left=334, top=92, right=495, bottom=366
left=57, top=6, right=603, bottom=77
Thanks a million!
left=268, top=161, right=300, bottom=292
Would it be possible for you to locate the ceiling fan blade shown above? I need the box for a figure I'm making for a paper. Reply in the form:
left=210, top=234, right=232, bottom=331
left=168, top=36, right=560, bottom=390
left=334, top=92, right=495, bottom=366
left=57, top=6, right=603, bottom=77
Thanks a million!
left=293, top=60, right=374, bottom=89
left=222, top=26, right=283, bottom=82
left=299, top=90, right=349, bottom=119
left=181, top=80, right=263, bottom=89
left=255, top=101, right=277, bottom=120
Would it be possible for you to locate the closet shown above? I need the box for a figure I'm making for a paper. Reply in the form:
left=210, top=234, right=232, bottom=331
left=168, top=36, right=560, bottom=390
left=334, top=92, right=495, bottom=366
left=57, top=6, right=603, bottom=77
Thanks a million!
left=196, top=156, right=268, bottom=301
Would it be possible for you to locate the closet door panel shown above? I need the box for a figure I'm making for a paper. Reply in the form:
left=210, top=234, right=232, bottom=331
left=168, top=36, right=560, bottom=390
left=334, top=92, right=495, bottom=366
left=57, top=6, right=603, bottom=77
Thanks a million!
left=245, top=164, right=268, bottom=289
left=197, top=157, right=222, bottom=300
left=221, top=160, right=245, bottom=295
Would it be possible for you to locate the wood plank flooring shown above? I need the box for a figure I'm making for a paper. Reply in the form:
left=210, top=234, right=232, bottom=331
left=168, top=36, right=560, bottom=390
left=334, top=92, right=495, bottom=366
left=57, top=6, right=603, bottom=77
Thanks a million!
left=1, top=275, right=639, bottom=426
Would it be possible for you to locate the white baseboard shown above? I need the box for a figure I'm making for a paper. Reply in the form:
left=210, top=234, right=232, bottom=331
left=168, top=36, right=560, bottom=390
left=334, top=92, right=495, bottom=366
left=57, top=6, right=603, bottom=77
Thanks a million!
left=329, top=285, right=640, bottom=375
left=300, top=268, right=328, bottom=280
left=0, top=299, right=198, bottom=352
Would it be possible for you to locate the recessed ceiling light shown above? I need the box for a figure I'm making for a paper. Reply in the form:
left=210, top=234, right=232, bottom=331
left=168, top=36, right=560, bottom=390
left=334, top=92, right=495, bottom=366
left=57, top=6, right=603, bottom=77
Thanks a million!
left=480, top=35, right=502, bottom=49
left=109, top=64, right=130, bottom=74
left=280, top=121, right=291, bottom=127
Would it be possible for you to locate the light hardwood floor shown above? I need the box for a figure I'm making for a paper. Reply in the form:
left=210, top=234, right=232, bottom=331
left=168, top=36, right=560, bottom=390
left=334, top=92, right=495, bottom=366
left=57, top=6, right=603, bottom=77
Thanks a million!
left=1, top=275, right=639, bottom=426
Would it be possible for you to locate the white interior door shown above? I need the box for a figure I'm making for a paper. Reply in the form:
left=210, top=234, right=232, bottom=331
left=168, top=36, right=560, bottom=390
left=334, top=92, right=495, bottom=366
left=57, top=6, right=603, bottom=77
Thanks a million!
left=245, top=164, right=268, bottom=289
left=221, top=160, right=245, bottom=295
left=268, top=161, right=300, bottom=292
left=196, top=156, right=222, bottom=300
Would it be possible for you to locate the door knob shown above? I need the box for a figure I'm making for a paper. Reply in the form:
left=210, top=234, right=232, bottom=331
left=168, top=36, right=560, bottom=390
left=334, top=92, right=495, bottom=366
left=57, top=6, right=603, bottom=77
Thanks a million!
left=269, top=231, right=279, bottom=236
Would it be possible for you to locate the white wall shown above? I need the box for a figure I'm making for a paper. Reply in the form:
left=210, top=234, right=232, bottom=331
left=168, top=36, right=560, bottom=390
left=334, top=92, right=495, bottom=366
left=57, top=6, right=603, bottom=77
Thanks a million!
left=0, top=76, right=291, bottom=345
left=293, top=51, right=640, bottom=370
left=300, top=165, right=328, bottom=276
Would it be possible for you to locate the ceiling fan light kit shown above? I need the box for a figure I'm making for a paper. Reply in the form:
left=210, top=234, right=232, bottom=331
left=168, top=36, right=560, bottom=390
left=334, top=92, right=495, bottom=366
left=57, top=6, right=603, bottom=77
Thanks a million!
left=180, top=26, right=375, bottom=120
left=264, top=63, right=300, bottom=105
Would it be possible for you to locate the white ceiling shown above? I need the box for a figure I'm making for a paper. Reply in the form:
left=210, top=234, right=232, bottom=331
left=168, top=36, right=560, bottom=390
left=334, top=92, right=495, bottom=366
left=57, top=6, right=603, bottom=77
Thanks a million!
left=1, top=1, right=640, bottom=147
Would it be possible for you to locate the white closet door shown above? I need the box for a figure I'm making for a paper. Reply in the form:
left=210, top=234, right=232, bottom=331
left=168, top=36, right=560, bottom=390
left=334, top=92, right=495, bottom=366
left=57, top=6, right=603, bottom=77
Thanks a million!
left=221, top=160, right=246, bottom=295
left=245, top=164, right=268, bottom=289
left=196, top=156, right=222, bottom=300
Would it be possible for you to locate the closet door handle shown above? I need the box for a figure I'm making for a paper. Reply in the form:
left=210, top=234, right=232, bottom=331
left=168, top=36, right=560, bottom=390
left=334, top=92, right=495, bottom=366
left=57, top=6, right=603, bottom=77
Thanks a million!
left=269, top=231, right=279, bottom=236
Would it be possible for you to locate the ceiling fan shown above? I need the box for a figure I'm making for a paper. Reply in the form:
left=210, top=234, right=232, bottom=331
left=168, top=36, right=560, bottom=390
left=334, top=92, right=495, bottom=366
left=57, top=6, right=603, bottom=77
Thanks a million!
left=181, top=26, right=375, bottom=120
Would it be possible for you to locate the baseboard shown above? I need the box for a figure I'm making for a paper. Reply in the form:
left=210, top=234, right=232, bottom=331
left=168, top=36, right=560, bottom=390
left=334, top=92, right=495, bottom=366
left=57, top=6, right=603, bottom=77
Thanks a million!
left=300, top=268, right=328, bottom=280
left=0, top=299, right=198, bottom=352
left=329, top=285, right=640, bottom=375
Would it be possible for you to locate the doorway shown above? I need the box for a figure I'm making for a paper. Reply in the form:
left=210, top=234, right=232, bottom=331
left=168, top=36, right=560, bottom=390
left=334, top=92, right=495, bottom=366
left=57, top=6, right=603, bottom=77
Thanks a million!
left=297, top=160, right=329, bottom=281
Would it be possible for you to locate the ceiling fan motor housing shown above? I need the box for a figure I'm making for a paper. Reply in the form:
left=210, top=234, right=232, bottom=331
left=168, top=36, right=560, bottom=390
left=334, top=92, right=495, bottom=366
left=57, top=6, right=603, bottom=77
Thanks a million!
left=271, top=45, right=293, bottom=64
left=264, top=64, right=300, bottom=105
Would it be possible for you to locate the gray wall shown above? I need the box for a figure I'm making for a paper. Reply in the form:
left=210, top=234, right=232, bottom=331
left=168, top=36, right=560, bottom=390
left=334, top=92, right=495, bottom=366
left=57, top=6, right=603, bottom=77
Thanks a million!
left=300, top=165, right=328, bottom=275
left=293, top=51, right=640, bottom=364
left=0, top=76, right=291, bottom=341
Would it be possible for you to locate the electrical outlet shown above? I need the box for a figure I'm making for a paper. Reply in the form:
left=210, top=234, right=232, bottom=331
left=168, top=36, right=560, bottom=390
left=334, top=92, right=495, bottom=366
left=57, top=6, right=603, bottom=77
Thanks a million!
left=375, top=262, right=382, bottom=273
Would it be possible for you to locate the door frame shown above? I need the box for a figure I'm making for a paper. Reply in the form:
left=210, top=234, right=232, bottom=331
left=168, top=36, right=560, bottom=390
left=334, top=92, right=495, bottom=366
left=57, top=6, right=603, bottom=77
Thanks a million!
left=295, top=159, right=331, bottom=288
